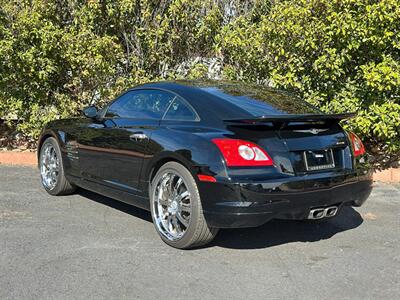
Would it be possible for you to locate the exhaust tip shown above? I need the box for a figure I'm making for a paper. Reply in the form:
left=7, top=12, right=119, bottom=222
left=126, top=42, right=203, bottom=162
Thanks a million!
left=308, top=206, right=339, bottom=220
left=313, top=209, right=325, bottom=219
left=308, top=208, right=326, bottom=220
left=325, top=206, right=338, bottom=217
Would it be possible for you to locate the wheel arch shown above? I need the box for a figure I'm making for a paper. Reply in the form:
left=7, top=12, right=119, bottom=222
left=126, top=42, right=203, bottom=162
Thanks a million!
left=37, top=132, right=55, bottom=165
left=146, top=151, right=197, bottom=186
left=37, top=130, right=66, bottom=167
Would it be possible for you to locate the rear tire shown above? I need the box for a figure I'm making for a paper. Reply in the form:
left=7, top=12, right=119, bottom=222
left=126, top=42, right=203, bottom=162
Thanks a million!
left=39, top=137, right=76, bottom=196
left=150, top=162, right=218, bottom=249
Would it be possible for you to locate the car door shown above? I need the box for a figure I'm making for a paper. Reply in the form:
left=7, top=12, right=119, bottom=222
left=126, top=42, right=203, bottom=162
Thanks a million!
left=77, top=89, right=175, bottom=194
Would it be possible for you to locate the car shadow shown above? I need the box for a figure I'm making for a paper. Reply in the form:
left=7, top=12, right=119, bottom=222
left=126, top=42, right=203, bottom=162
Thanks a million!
left=78, top=189, right=153, bottom=223
left=210, top=206, right=364, bottom=249
left=78, top=189, right=363, bottom=250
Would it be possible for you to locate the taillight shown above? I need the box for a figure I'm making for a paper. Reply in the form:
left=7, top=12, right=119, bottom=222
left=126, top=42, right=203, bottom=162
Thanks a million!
left=349, top=132, right=366, bottom=157
left=212, top=138, right=274, bottom=167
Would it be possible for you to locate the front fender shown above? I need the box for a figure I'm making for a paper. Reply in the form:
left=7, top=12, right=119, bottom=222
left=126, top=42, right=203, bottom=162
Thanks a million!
left=37, top=129, right=66, bottom=162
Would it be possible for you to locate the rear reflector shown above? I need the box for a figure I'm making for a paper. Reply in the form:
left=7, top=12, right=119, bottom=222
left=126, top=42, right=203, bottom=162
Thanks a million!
left=197, top=174, right=217, bottom=182
left=349, top=132, right=366, bottom=157
left=212, top=138, right=274, bottom=167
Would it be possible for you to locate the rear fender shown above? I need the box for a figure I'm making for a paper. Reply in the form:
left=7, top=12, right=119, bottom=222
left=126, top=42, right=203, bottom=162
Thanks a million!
left=140, top=130, right=227, bottom=193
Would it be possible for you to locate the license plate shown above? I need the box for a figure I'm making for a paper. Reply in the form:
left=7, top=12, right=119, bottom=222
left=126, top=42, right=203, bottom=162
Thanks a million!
left=303, top=149, right=335, bottom=171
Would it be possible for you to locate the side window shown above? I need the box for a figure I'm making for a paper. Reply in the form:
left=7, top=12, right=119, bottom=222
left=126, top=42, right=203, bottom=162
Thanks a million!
left=105, top=90, right=175, bottom=119
left=163, top=97, right=198, bottom=121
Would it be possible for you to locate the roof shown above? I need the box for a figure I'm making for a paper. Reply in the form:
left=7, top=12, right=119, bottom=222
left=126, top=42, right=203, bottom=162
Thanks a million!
left=133, top=80, right=319, bottom=121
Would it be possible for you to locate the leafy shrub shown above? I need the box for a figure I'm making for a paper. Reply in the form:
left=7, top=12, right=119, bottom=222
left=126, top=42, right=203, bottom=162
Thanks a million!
left=218, top=0, right=400, bottom=161
left=0, top=0, right=399, bottom=165
left=0, top=0, right=124, bottom=138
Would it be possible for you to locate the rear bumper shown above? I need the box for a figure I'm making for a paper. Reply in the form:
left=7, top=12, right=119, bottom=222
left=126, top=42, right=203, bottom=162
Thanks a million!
left=199, top=171, right=373, bottom=228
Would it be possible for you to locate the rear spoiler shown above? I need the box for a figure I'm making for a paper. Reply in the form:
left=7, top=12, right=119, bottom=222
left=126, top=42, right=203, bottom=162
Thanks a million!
left=224, top=113, right=356, bottom=125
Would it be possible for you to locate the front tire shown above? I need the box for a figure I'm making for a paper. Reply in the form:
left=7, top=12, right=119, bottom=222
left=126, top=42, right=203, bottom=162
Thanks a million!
left=39, top=137, right=76, bottom=195
left=150, top=162, right=218, bottom=249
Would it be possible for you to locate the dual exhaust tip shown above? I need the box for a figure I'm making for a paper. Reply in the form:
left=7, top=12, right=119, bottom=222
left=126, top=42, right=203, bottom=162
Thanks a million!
left=308, top=206, right=338, bottom=220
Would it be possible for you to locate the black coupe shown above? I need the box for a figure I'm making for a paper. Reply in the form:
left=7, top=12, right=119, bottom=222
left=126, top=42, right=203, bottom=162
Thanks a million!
left=38, top=80, right=372, bottom=249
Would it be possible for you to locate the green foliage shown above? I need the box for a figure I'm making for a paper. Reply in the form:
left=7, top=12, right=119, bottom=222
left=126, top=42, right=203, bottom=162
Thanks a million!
left=0, top=0, right=123, bottom=137
left=218, top=0, right=400, bottom=156
left=0, top=0, right=230, bottom=137
left=0, top=0, right=399, bottom=159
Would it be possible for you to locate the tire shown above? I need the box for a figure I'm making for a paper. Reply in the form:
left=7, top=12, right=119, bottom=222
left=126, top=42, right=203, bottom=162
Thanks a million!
left=39, top=137, right=76, bottom=196
left=150, top=162, right=218, bottom=249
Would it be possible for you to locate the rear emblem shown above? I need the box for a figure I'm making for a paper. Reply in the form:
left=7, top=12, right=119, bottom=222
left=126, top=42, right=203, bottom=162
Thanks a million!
left=293, top=128, right=328, bottom=135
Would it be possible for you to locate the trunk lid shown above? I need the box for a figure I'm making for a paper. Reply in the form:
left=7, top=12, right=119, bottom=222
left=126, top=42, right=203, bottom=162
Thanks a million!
left=224, top=113, right=354, bottom=176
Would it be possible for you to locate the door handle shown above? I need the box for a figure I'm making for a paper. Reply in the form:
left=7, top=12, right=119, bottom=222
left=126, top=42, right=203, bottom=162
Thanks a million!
left=129, top=132, right=148, bottom=141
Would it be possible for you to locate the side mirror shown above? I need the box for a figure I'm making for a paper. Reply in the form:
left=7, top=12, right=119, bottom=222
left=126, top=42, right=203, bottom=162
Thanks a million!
left=82, top=106, right=98, bottom=119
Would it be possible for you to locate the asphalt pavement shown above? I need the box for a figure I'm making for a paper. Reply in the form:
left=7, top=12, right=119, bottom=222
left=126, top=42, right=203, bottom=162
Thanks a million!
left=0, top=165, right=399, bottom=299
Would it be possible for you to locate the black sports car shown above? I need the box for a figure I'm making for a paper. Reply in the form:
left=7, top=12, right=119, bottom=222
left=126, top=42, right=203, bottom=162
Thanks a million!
left=38, top=80, right=372, bottom=249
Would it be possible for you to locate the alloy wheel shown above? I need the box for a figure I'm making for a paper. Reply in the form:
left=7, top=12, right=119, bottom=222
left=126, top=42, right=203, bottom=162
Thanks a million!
left=40, top=143, right=59, bottom=190
left=152, top=172, right=191, bottom=241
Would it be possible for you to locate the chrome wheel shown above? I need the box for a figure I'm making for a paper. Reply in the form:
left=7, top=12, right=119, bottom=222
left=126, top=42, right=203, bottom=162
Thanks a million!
left=152, top=172, right=191, bottom=241
left=40, top=143, right=59, bottom=190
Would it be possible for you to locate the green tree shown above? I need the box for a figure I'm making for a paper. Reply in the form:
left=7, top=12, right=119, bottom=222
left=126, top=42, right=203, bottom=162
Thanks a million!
left=0, top=0, right=399, bottom=165
left=0, top=0, right=123, bottom=136
left=218, top=0, right=400, bottom=159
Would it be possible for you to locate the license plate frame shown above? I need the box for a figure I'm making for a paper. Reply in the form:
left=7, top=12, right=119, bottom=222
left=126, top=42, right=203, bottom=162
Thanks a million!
left=303, top=149, right=335, bottom=171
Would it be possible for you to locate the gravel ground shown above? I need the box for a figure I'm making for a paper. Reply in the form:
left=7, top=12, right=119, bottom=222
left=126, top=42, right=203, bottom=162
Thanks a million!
left=0, top=165, right=399, bottom=300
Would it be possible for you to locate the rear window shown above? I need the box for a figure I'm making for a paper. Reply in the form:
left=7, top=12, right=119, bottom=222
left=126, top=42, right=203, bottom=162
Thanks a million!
left=201, top=84, right=320, bottom=116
